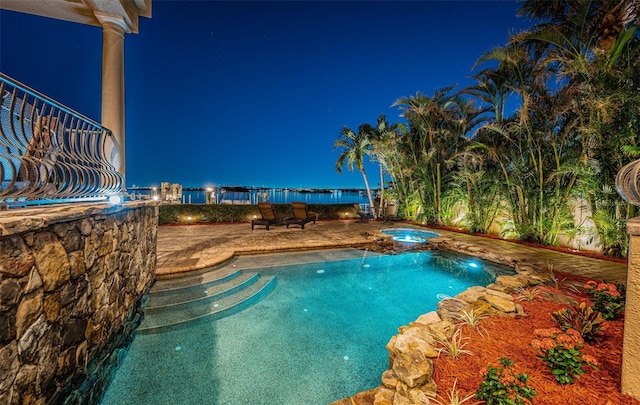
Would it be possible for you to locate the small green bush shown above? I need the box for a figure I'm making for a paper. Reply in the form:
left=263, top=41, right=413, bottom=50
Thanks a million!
left=552, top=302, right=606, bottom=342
left=476, top=357, right=536, bottom=405
left=158, top=203, right=356, bottom=225
left=583, top=280, right=626, bottom=320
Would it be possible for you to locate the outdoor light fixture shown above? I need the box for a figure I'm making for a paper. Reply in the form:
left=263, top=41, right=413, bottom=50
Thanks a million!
left=108, top=195, right=122, bottom=204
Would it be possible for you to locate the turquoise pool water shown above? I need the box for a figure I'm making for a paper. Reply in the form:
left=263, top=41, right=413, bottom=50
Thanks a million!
left=101, top=249, right=511, bottom=405
left=380, top=228, right=441, bottom=243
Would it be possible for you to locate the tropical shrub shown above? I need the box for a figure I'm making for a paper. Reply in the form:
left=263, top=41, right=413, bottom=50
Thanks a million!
left=434, top=326, right=473, bottom=359
left=551, top=302, right=606, bottom=342
left=530, top=328, right=598, bottom=384
left=475, top=357, right=536, bottom=405
left=583, top=280, right=626, bottom=320
left=514, top=286, right=542, bottom=302
left=432, top=378, right=480, bottom=405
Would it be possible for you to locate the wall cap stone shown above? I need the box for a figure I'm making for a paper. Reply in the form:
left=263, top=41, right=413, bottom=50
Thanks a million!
left=0, top=201, right=157, bottom=237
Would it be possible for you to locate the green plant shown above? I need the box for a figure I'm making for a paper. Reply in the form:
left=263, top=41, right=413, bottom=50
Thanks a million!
left=530, top=328, right=599, bottom=384
left=431, top=378, right=481, bottom=405
left=551, top=302, right=606, bottom=342
left=514, top=286, right=542, bottom=302
left=453, top=308, right=490, bottom=337
left=434, top=326, right=473, bottom=359
left=583, top=280, right=626, bottom=320
left=545, top=270, right=581, bottom=295
left=475, top=357, right=536, bottom=405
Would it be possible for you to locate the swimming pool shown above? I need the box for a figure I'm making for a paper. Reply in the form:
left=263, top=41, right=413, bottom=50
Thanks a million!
left=101, top=249, right=511, bottom=405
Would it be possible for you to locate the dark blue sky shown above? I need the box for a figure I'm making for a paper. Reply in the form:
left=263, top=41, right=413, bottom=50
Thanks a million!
left=0, top=1, right=530, bottom=189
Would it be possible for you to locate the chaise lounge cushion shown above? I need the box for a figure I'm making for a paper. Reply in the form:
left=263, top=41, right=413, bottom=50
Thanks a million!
left=286, top=202, right=318, bottom=229
left=251, top=202, right=289, bottom=230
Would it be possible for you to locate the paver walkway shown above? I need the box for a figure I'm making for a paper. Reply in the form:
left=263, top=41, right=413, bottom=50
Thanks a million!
left=156, top=220, right=628, bottom=284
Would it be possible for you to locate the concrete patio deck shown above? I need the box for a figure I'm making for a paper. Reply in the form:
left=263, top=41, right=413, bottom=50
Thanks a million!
left=156, top=220, right=628, bottom=284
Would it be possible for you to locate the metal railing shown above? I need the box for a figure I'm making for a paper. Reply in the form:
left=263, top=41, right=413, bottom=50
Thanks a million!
left=0, top=73, right=123, bottom=205
left=616, top=159, right=640, bottom=206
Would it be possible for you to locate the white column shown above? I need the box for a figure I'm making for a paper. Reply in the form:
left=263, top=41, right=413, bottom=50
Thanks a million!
left=623, top=217, right=640, bottom=399
left=95, top=12, right=128, bottom=188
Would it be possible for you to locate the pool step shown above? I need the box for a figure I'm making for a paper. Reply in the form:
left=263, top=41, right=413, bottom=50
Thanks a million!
left=138, top=267, right=276, bottom=334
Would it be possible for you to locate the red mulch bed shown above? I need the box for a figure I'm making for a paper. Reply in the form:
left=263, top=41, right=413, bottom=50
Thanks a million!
left=425, top=225, right=627, bottom=264
left=432, top=270, right=638, bottom=405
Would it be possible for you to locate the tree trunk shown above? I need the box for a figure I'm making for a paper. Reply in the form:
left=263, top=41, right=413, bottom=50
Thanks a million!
left=361, top=169, right=375, bottom=219
left=379, top=163, right=385, bottom=219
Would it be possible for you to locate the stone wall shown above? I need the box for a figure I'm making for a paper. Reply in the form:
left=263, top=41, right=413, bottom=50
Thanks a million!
left=0, top=201, right=158, bottom=404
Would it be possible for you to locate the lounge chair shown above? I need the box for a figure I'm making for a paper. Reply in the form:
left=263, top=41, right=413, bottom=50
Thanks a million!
left=353, top=203, right=372, bottom=222
left=286, top=202, right=318, bottom=229
left=384, top=204, right=398, bottom=223
left=251, top=202, right=289, bottom=230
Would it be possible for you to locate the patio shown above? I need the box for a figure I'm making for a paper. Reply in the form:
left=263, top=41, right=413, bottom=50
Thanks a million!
left=156, top=220, right=627, bottom=284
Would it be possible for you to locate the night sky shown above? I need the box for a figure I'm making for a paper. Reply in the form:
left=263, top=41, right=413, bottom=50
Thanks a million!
left=0, top=1, right=530, bottom=189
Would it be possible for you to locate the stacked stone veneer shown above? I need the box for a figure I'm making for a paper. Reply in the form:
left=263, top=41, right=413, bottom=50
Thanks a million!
left=0, top=201, right=158, bottom=404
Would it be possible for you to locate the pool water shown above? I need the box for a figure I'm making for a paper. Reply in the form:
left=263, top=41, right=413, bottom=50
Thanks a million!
left=101, top=250, right=511, bottom=405
left=380, top=227, right=441, bottom=240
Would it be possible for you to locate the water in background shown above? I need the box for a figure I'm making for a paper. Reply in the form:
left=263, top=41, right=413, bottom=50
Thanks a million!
left=131, top=188, right=371, bottom=205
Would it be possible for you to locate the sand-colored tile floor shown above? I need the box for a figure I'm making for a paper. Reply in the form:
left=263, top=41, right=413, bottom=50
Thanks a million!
left=156, top=220, right=627, bottom=284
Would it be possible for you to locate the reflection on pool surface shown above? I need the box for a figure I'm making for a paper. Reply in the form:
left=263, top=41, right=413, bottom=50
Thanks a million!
left=381, top=227, right=440, bottom=242
left=102, top=249, right=511, bottom=405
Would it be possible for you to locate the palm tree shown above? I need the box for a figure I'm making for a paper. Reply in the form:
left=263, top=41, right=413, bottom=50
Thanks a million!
left=369, top=115, right=400, bottom=215
left=333, top=124, right=376, bottom=216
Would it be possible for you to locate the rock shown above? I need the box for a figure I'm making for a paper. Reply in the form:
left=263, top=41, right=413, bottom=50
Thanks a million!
left=412, top=311, right=440, bottom=326
left=465, top=299, right=496, bottom=316
left=455, top=286, right=486, bottom=304
left=381, top=369, right=399, bottom=388
left=392, top=382, right=412, bottom=405
left=62, top=318, right=87, bottom=348
left=409, top=380, right=438, bottom=403
left=389, top=328, right=439, bottom=358
left=0, top=341, right=19, bottom=387
left=17, top=315, right=47, bottom=363
left=24, top=267, right=42, bottom=293
left=373, top=387, right=395, bottom=405
left=437, top=298, right=468, bottom=322
left=495, top=275, right=532, bottom=292
left=482, top=294, right=516, bottom=313
left=15, top=290, right=43, bottom=338
left=515, top=262, right=536, bottom=273
left=0, top=236, right=35, bottom=277
left=60, top=228, right=82, bottom=253
left=391, top=349, right=433, bottom=388
left=423, top=320, right=455, bottom=342
left=485, top=282, right=511, bottom=293
left=43, top=293, right=61, bottom=322
left=32, top=233, right=70, bottom=292
left=68, top=251, right=86, bottom=279
left=0, top=307, right=16, bottom=342
left=486, top=288, right=514, bottom=301
left=0, top=278, right=22, bottom=307
left=14, top=364, right=37, bottom=389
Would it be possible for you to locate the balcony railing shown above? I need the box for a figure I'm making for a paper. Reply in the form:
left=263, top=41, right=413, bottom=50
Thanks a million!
left=0, top=72, right=123, bottom=205
left=616, top=159, right=640, bottom=206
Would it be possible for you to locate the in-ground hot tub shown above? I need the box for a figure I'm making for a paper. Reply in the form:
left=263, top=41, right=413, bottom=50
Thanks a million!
left=380, top=228, right=440, bottom=243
